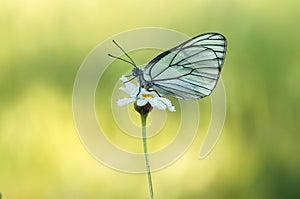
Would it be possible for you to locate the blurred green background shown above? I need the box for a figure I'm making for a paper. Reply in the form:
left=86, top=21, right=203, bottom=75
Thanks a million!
left=1, top=0, right=300, bottom=198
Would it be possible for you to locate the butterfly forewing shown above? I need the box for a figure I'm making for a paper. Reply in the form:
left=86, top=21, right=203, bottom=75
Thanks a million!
left=143, top=33, right=226, bottom=100
left=180, top=33, right=226, bottom=66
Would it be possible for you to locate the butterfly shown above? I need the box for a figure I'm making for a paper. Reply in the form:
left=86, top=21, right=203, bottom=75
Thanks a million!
left=108, top=32, right=227, bottom=100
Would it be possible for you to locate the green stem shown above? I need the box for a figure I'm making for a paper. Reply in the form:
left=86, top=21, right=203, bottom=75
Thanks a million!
left=140, top=113, right=154, bottom=199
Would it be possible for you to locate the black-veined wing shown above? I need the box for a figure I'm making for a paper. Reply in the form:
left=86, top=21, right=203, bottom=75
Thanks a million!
left=143, top=32, right=227, bottom=100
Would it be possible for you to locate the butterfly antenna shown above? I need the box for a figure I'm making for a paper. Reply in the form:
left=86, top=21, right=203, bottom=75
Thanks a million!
left=108, top=53, right=136, bottom=67
left=108, top=40, right=137, bottom=67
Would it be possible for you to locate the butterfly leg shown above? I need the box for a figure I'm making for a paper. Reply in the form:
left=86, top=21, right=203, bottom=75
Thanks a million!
left=123, top=76, right=136, bottom=83
left=135, top=86, right=142, bottom=97
left=147, top=88, right=162, bottom=97
left=124, top=74, right=133, bottom=78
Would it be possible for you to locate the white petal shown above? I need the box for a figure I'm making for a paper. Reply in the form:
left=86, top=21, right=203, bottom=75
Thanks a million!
left=120, top=76, right=128, bottom=82
left=148, top=98, right=158, bottom=107
left=119, top=82, right=139, bottom=96
left=168, top=106, right=176, bottom=112
left=156, top=100, right=167, bottom=110
left=126, top=83, right=137, bottom=93
left=158, top=97, right=172, bottom=106
left=119, top=86, right=129, bottom=93
left=157, top=97, right=176, bottom=112
left=129, top=88, right=139, bottom=97
left=136, top=99, right=148, bottom=106
left=117, top=98, right=135, bottom=106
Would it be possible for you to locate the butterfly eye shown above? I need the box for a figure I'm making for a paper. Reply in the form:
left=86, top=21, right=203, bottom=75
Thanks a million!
left=132, top=67, right=143, bottom=76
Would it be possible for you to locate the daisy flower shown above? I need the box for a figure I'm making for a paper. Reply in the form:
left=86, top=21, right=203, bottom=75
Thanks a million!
left=117, top=76, right=175, bottom=112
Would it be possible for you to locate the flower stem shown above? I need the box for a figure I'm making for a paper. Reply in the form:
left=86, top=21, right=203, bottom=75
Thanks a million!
left=140, top=113, right=154, bottom=199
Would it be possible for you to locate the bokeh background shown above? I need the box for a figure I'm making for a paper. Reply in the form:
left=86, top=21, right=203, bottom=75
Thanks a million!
left=1, top=0, right=300, bottom=198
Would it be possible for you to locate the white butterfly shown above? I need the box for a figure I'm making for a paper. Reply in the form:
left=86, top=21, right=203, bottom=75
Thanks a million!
left=109, top=32, right=227, bottom=100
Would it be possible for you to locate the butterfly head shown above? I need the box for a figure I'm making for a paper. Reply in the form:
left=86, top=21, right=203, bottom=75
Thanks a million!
left=132, top=67, right=145, bottom=86
left=132, top=67, right=143, bottom=77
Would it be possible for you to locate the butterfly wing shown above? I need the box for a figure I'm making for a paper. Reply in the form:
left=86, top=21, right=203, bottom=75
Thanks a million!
left=143, top=33, right=227, bottom=100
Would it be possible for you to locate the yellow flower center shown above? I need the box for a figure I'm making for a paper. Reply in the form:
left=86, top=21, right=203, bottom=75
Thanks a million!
left=141, top=93, right=154, bottom=99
